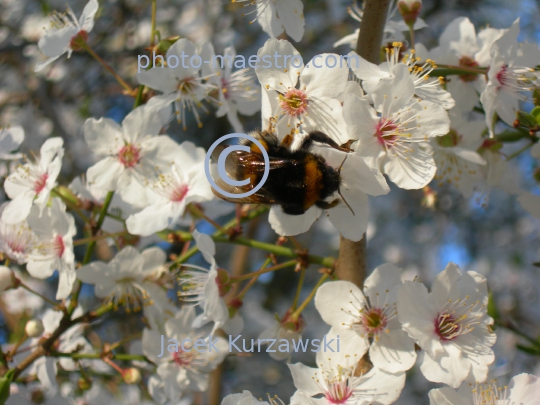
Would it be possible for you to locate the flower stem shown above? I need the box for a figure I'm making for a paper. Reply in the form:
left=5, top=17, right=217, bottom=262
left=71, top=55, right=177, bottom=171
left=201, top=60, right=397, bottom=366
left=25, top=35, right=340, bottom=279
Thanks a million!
left=19, top=283, right=58, bottom=307
left=235, top=257, right=272, bottom=299
left=82, top=43, right=134, bottom=94
left=291, top=265, right=306, bottom=311
left=289, top=273, right=329, bottom=321
left=73, top=231, right=129, bottom=246
left=230, top=259, right=298, bottom=283
left=150, top=0, right=157, bottom=47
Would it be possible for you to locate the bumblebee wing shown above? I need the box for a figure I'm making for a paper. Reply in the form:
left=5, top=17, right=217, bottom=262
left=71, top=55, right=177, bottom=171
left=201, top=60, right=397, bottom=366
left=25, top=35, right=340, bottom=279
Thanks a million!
left=210, top=176, right=278, bottom=204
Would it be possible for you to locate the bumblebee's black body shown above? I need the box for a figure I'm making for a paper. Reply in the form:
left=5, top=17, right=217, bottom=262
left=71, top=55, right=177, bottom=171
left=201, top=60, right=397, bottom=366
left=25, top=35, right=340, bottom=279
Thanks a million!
left=212, top=130, right=343, bottom=215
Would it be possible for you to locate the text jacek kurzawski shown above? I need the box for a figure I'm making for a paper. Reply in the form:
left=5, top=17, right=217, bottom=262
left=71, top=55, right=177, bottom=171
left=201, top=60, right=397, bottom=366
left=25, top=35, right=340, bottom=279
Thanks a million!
left=157, top=334, right=340, bottom=356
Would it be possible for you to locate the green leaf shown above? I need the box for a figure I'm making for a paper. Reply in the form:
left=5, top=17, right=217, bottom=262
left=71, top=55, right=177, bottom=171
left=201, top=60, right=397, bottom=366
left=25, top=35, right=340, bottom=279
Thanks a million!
left=0, top=369, right=15, bottom=405
left=516, top=111, right=538, bottom=128
left=487, top=292, right=499, bottom=326
left=516, top=344, right=540, bottom=356
left=531, top=106, right=540, bottom=123
left=495, top=128, right=529, bottom=142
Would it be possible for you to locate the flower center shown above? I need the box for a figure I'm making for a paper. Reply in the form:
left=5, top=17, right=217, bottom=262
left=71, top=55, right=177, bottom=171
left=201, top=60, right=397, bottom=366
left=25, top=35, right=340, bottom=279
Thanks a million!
left=324, top=378, right=354, bottom=404
left=178, top=77, right=197, bottom=95
left=118, top=144, right=141, bottom=168
left=361, top=307, right=387, bottom=334
left=459, top=56, right=479, bottom=82
left=171, top=184, right=189, bottom=202
left=53, top=235, right=65, bottom=258
left=375, top=119, right=400, bottom=147
left=172, top=348, right=194, bottom=367
left=221, top=78, right=230, bottom=100
left=495, top=64, right=509, bottom=87
left=34, top=173, right=49, bottom=194
left=471, top=380, right=508, bottom=405
left=279, top=89, right=309, bottom=117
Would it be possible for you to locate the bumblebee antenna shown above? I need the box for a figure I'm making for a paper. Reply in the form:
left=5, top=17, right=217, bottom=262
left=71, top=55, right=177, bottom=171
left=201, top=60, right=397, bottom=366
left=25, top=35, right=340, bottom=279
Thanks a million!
left=338, top=154, right=355, bottom=216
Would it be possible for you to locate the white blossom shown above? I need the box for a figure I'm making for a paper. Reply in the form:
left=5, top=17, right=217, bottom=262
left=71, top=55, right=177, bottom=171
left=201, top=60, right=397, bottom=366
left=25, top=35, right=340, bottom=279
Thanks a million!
left=26, top=199, right=76, bottom=300
left=35, top=0, right=99, bottom=72
left=428, top=373, right=540, bottom=405
left=0, top=126, right=24, bottom=160
left=77, top=246, right=170, bottom=313
left=315, top=264, right=417, bottom=373
left=126, top=142, right=214, bottom=236
left=397, top=262, right=496, bottom=388
left=256, top=38, right=350, bottom=145
left=344, top=65, right=450, bottom=189
left=288, top=329, right=406, bottom=405
left=2, top=137, right=64, bottom=224
left=84, top=105, right=180, bottom=206
left=235, top=0, right=305, bottom=42
left=137, top=39, right=216, bottom=129
left=142, top=306, right=228, bottom=401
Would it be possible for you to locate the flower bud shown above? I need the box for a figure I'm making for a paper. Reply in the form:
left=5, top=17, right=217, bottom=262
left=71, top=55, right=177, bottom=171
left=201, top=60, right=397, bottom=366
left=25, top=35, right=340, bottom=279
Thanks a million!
left=515, top=111, right=538, bottom=128
left=25, top=319, right=44, bottom=337
left=122, top=367, right=142, bottom=384
left=0, top=266, right=16, bottom=292
left=398, top=0, right=422, bottom=28
left=78, top=376, right=93, bottom=391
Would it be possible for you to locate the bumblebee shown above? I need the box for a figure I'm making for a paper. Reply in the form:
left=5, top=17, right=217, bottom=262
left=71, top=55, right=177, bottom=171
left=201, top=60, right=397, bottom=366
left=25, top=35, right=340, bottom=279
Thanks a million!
left=210, top=130, right=353, bottom=216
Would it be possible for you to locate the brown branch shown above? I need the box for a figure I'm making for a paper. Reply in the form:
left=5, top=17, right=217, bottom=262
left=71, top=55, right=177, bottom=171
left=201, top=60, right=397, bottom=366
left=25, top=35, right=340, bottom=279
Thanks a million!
left=336, top=0, right=391, bottom=288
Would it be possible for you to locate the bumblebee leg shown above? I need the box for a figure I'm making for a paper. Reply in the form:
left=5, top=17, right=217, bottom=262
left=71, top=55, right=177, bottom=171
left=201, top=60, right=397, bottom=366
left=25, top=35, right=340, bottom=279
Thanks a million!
left=315, top=199, right=340, bottom=210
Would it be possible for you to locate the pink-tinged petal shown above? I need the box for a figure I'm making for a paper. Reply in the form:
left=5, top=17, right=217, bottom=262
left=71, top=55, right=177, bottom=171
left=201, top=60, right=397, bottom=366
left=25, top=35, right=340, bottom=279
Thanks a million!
left=343, top=94, right=379, bottom=141
left=447, top=79, right=480, bottom=114
left=315, top=280, right=366, bottom=327
left=137, top=68, right=178, bottom=94
left=349, top=51, right=389, bottom=82
left=140, top=247, right=167, bottom=273
left=301, top=54, right=348, bottom=99
left=141, top=135, right=181, bottom=168
left=56, top=265, right=76, bottom=300
left=144, top=93, right=179, bottom=115
left=373, top=64, right=415, bottom=115
left=126, top=202, right=171, bottom=237
left=288, top=363, right=322, bottom=396
left=508, top=373, right=540, bottom=403
left=256, top=1, right=283, bottom=39
left=192, top=230, right=216, bottom=265
left=303, top=97, right=348, bottom=145
left=84, top=117, right=123, bottom=155
left=256, top=39, right=302, bottom=91
left=122, top=105, right=165, bottom=142
left=268, top=205, right=321, bottom=236
left=86, top=157, right=124, bottom=191
left=428, top=387, right=464, bottom=405
left=382, top=143, right=436, bottom=189
left=38, top=26, right=78, bottom=57
left=39, top=137, right=64, bottom=167
left=26, top=257, right=55, bottom=279
left=355, top=367, right=406, bottom=405
left=439, top=17, right=478, bottom=57
left=370, top=328, right=417, bottom=373
left=327, top=190, right=368, bottom=241
left=420, top=344, right=470, bottom=388
left=35, top=55, right=61, bottom=72
left=1, top=190, right=35, bottom=224
left=78, top=0, right=99, bottom=31
left=165, top=38, right=201, bottom=79
left=164, top=307, right=196, bottom=340
left=397, top=281, right=441, bottom=353
left=142, top=328, right=165, bottom=363
left=0, top=126, right=24, bottom=156
left=275, top=0, right=304, bottom=42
